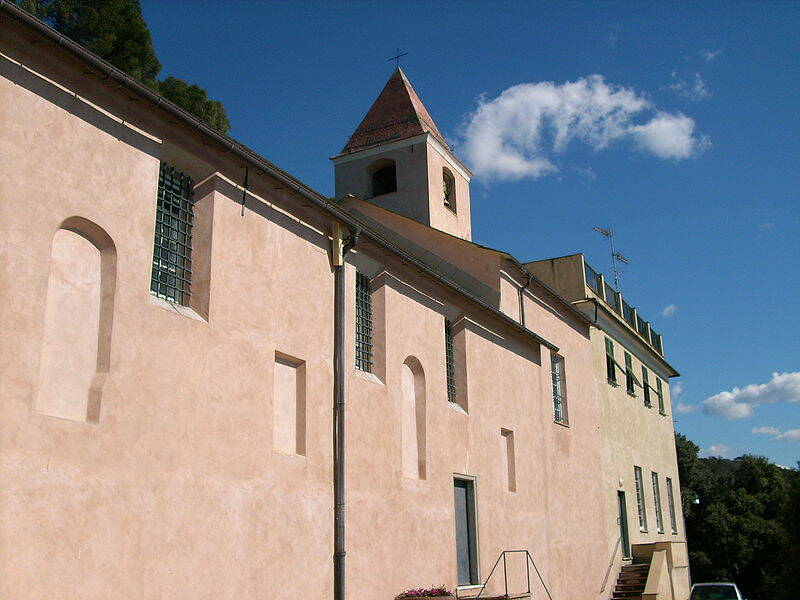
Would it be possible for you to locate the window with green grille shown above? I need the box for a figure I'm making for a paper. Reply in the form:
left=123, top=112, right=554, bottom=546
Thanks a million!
left=150, top=162, right=194, bottom=305
left=656, top=378, right=665, bottom=414
left=445, top=319, right=456, bottom=402
left=355, top=271, right=373, bottom=372
left=642, top=366, right=652, bottom=407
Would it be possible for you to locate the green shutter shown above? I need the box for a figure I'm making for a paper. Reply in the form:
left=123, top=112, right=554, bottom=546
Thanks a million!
left=624, top=352, right=635, bottom=394
left=605, top=338, right=617, bottom=384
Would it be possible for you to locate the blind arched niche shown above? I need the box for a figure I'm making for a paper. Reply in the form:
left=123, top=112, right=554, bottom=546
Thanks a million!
left=400, top=356, right=426, bottom=479
left=36, top=217, right=116, bottom=422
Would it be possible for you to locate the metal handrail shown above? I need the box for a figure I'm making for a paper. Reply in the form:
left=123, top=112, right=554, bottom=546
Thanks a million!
left=457, top=549, right=553, bottom=600
left=599, top=537, right=622, bottom=593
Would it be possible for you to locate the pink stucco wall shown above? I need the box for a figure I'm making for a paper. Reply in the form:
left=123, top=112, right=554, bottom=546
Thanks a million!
left=2, top=20, right=616, bottom=600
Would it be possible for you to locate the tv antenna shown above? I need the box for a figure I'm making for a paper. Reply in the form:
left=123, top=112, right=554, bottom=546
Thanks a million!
left=593, top=226, right=628, bottom=288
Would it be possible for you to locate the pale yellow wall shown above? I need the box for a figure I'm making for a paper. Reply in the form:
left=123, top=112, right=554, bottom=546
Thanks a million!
left=526, top=254, right=587, bottom=302
left=594, top=329, right=685, bottom=551
left=523, top=254, right=689, bottom=597
left=593, top=326, right=689, bottom=599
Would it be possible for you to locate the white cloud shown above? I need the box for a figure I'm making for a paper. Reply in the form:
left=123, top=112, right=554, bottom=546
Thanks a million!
left=459, top=75, right=708, bottom=181
left=701, top=444, right=730, bottom=458
left=777, top=429, right=800, bottom=442
left=700, top=48, right=722, bottom=62
left=667, top=71, right=712, bottom=101
left=661, top=304, right=678, bottom=317
left=754, top=426, right=800, bottom=443
left=702, top=371, right=800, bottom=419
left=571, top=165, right=597, bottom=181
left=676, top=402, right=694, bottom=414
left=629, top=112, right=709, bottom=159
left=672, top=382, right=683, bottom=397
left=752, top=426, right=781, bottom=436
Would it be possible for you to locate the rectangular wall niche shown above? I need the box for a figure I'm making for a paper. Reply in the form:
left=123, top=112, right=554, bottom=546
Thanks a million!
left=272, top=353, right=306, bottom=456
left=501, top=428, right=516, bottom=492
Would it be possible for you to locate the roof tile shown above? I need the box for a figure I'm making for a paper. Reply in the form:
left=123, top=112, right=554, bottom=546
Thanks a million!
left=340, top=67, right=449, bottom=154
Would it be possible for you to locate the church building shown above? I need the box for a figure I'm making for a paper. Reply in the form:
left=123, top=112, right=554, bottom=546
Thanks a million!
left=0, top=4, right=690, bottom=599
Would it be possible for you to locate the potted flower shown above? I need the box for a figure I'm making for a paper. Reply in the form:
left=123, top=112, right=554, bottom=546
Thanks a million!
left=395, top=586, right=454, bottom=599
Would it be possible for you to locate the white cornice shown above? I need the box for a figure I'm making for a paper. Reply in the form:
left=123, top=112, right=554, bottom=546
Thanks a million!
left=331, top=133, right=473, bottom=182
left=426, top=135, right=474, bottom=181
left=330, top=134, right=428, bottom=165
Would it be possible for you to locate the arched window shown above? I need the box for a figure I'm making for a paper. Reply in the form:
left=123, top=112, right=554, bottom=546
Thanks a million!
left=369, top=159, right=397, bottom=197
left=401, top=356, right=426, bottom=479
left=443, top=167, right=456, bottom=211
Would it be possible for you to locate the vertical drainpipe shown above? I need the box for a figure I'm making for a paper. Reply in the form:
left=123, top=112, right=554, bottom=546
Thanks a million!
left=332, top=222, right=358, bottom=600
left=518, top=272, right=532, bottom=327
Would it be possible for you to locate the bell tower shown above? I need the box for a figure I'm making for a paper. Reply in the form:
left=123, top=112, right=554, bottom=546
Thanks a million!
left=331, top=68, right=473, bottom=240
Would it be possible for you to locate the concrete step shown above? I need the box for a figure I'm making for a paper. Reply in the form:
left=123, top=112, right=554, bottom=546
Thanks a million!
left=614, top=585, right=644, bottom=594
left=611, top=560, right=649, bottom=600
left=619, top=570, right=649, bottom=578
left=618, top=576, right=648, bottom=584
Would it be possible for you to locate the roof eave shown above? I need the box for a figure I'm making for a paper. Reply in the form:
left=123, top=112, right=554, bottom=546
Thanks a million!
left=0, top=1, right=558, bottom=353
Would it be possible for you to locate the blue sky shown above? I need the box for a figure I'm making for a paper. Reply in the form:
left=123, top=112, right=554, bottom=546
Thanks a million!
left=142, top=1, right=799, bottom=466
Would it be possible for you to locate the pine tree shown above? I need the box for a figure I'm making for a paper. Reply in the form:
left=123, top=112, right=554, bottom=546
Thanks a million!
left=16, top=0, right=230, bottom=132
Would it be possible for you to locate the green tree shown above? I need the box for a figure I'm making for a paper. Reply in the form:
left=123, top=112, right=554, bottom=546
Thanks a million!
left=780, top=462, right=800, bottom=593
left=674, top=433, right=704, bottom=516
left=158, top=76, right=230, bottom=133
left=17, top=0, right=160, bottom=84
left=15, top=0, right=229, bottom=132
left=675, top=433, right=800, bottom=600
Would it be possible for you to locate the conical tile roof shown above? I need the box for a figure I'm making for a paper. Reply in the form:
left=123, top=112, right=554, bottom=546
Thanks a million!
left=340, top=67, right=450, bottom=154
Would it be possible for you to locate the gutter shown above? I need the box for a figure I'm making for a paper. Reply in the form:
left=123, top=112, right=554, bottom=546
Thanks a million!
left=0, top=1, right=559, bottom=354
left=518, top=272, right=532, bottom=327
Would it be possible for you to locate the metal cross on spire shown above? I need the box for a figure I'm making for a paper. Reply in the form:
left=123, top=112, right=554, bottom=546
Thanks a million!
left=388, top=48, right=407, bottom=68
